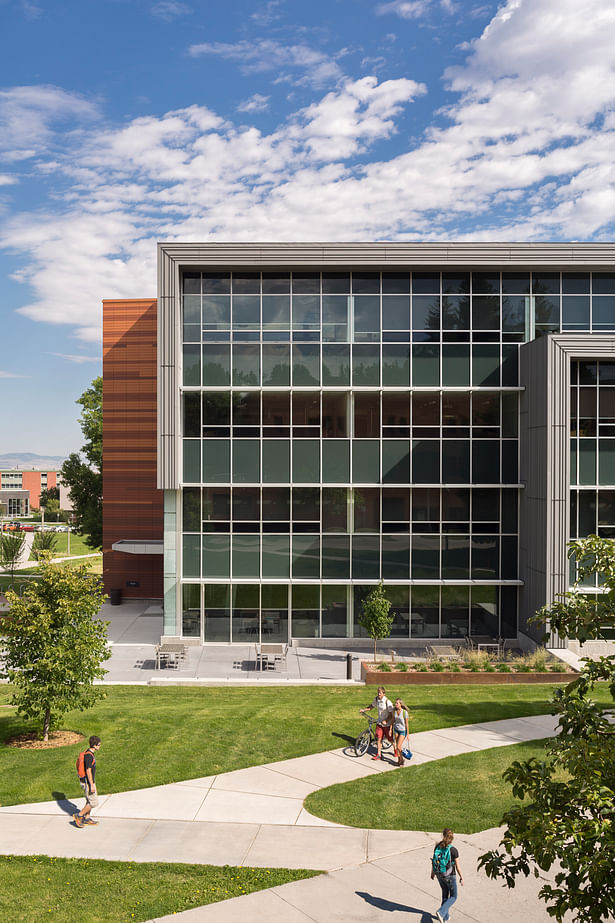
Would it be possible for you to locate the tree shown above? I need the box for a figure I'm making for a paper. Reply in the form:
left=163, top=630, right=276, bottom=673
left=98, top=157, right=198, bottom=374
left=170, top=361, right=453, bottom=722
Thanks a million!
left=60, top=376, right=102, bottom=548
left=478, top=536, right=615, bottom=923
left=0, top=531, right=26, bottom=579
left=358, top=582, right=394, bottom=663
left=31, top=530, right=58, bottom=560
left=1, top=557, right=109, bottom=741
left=39, top=487, right=60, bottom=508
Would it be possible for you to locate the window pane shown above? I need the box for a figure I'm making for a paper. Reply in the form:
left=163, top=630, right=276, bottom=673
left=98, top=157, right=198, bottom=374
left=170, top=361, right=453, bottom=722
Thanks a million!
left=203, top=393, right=230, bottom=429
left=202, top=534, right=230, bottom=577
left=322, top=272, right=350, bottom=294
left=471, top=585, right=498, bottom=638
left=472, top=535, right=499, bottom=579
left=472, top=345, right=500, bottom=386
left=263, top=440, right=290, bottom=482
left=292, top=585, right=320, bottom=638
left=261, top=535, right=290, bottom=577
left=183, top=393, right=201, bottom=436
left=182, top=534, right=200, bottom=577
left=182, top=584, right=201, bottom=638
left=292, top=535, right=320, bottom=577
left=382, top=295, right=410, bottom=329
left=183, top=272, right=201, bottom=294
left=441, top=585, right=469, bottom=639
left=352, top=440, right=380, bottom=482
left=354, top=487, right=380, bottom=532
left=322, top=441, right=350, bottom=482
left=293, top=392, right=320, bottom=426
left=262, top=345, right=290, bottom=385
left=386, top=585, right=410, bottom=638
left=292, top=272, right=319, bottom=294
left=293, top=344, right=320, bottom=385
left=183, top=345, right=201, bottom=386
left=203, top=487, right=230, bottom=521
left=232, top=535, right=260, bottom=577
left=232, top=487, right=260, bottom=520
left=413, top=295, right=439, bottom=330
left=262, top=295, right=290, bottom=328
left=352, top=534, right=380, bottom=580
left=292, top=487, right=320, bottom=521
left=411, top=535, right=440, bottom=578
left=322, top=488, right=348, bottom=531
left=562, top=296, right=590, bottom=330
left=472, top=441, right=499, bottom=483
left=442, top=392, right=470, bottom=427
left=502, top=296, right=527, bottom=333
left=472, top=296, right=500, bottom=329
left=322, top=295, right=349, bottom=341
left=233, top=272, right=260, bottom=294
left=232, top=345, right=260, bottom=385
left=261, top=584, right=288, bottom=642
left=593, top=296, right=615, bottom=330
left=263, top=392, right=290, bottom=427
left=322, top=393, right=347, bottom=437
left=382, top=487, right=410, bottom=522
left=202, top=344, right=230, bottom=386
left=599, top=440, right=615, bottom=484
left=442, top=296, right=469, bottom=330
left=322, top=535, right=350, bottom=578
left=382, top=440, right=410, bottom=483
left=233, top=391, right=260, bottom=426
left=352, top=345, right=380, bottom=385
left=322, top=585, right=348, bottom=637
left=203, top=295, right=230, bottom=329
left=232, top=584, right=259, bottom=642
left=442, top=441, right=470, bottom=482
left=410, top=585, right=439, bottom=638
left=183, top=487, right=200, bottom=531
left=412, top=440, right=440, bottom=483
left=442, top=344, right=470, bottom=385
left=382, top=534, right=410, bottom=579
left=353, top=295, right=380, bottom=341
left=292, top=440, right=320, bottom=482
left=183, top=440, right=201, bottom=483
left=382, top=345, right=410, bottom=386
left=412, top=271, right=440, bottom=294
left=322, top=344, right=350, bottom=384
left=412, top=345, right=439, bottom=385
left=292, top=294, right=320, bottom=330
left=354, top=393, right=380, bottom=437
left=262, top=487, right=290, bottom=520
left=232, top=440, right=260, bottom=482
left=442, top=534, right=469, bottom=578
left=412, top=487, right=440, bottom=524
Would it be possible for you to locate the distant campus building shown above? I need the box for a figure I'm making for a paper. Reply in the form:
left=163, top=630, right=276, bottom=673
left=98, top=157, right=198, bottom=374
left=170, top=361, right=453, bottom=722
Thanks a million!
left=0, top=468, right=58, bottom=517
left=102, top=243, right=615, bottom=648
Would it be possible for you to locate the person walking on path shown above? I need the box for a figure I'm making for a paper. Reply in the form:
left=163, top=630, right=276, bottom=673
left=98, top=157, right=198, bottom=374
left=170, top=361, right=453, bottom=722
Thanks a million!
left=392, top=697, right=410, bottom=766
left=431, top=827, right=463, bottom=922
left=73, top=736, right=101, bottom=828
left=360, top=685, right=394, bottom=760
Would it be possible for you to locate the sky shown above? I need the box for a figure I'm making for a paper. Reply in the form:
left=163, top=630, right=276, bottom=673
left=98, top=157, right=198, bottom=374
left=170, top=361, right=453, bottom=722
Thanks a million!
left=1, top=0, right=615, bottom=457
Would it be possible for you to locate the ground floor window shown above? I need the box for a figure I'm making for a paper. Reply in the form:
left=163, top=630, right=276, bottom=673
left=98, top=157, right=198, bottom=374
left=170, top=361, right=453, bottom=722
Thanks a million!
left=180, top=583, right=517, bottom=642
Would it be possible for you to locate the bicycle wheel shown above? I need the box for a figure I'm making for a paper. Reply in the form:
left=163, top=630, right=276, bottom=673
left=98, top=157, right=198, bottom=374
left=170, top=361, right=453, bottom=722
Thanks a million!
left=354, top=730, right=371, bottom=757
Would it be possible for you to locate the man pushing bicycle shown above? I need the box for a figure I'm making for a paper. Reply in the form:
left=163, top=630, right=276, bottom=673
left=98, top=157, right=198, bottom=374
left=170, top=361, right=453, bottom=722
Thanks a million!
left=360, top=685, right=394, bottom=761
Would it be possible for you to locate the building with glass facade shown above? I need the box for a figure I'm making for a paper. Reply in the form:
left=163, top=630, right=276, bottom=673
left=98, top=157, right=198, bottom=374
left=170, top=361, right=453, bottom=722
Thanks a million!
left=103, top=243, right=615, bottom=647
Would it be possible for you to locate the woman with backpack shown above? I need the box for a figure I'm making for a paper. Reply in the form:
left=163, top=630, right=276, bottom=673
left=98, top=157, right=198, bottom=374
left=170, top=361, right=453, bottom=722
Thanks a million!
left=392, top=698, right=410, bottom=766
left=430, top=828, right=464, bottom=922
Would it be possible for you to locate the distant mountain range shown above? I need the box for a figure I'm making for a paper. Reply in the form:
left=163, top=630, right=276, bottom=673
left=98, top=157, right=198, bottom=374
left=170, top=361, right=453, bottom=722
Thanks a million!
left=0, top=453, right=67, bottom=470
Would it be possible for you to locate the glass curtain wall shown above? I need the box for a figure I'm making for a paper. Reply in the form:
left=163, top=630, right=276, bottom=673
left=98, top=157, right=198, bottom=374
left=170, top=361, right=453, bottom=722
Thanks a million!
left=178, top=268, right=615, bottom=641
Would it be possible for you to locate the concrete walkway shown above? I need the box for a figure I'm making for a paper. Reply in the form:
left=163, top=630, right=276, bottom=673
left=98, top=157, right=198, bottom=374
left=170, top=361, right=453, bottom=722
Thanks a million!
left=0, top=714, right=565, bottom=921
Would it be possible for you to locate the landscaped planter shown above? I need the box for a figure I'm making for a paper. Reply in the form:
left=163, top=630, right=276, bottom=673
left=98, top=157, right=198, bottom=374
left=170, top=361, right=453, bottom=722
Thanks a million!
left=361, top=663, right=575, bottom=684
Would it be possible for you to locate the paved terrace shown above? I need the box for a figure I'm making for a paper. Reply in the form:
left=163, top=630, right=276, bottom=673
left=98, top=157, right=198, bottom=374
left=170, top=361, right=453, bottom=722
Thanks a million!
left=0, top=713, right=573, bottom=922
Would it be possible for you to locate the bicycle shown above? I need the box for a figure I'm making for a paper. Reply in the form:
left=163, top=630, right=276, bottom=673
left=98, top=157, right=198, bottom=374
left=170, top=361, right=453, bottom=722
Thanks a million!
left=354, top=712, right=394, bottom=757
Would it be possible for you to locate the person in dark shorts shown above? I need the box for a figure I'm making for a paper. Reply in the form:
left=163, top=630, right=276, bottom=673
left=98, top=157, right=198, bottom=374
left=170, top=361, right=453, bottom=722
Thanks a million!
left=73, top=736, right=101, bottom=828
left=360, top=685, right=394, bottom=760
left=430, top=827, right=464, bottom=922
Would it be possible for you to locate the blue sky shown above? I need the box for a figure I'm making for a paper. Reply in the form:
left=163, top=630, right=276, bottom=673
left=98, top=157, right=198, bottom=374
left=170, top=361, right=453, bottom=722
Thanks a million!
left=1, top=0, right=615, bottom=456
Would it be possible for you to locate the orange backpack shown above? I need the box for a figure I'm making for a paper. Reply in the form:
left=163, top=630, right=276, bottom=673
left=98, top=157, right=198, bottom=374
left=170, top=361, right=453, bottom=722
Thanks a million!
left=75, top=750, right=88, bottom=778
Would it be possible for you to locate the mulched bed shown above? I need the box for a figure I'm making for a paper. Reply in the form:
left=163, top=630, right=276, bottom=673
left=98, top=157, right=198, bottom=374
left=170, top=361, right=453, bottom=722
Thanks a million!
left=6, top=730, right=85, bottom=749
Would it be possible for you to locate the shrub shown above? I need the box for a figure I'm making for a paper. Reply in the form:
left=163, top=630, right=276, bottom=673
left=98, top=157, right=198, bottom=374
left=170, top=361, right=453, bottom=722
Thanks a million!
left=429, top=660, right=445, bottom=672
left=417, top=663, right=428, bottom=672
left=396, top=662, right=408, bottom=672
left=449, top=662, right=461, bottom=672
left=497, top=663, right=512, bottom=673
left=377, top=661, right=392, bottom=672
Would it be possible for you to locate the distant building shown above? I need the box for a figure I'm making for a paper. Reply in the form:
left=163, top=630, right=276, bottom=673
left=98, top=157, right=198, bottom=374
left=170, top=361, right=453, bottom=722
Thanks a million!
left=0, top=469, right=58, bottom=516
left=103, top=242, right=615, bottom=649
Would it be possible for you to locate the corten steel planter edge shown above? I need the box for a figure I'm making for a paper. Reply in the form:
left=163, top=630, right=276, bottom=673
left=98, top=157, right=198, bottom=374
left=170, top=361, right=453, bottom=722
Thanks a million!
left=361, top=664, right=574, bottom=684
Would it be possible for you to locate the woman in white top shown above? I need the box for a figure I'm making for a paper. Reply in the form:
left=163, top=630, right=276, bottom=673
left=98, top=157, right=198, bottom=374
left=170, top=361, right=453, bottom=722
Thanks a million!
left=392, top=698, right=410, bottom=766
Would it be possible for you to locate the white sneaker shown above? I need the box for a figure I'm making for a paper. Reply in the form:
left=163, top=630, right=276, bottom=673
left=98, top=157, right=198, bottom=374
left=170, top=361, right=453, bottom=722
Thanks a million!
left=436, top=913, right=445, bottom=923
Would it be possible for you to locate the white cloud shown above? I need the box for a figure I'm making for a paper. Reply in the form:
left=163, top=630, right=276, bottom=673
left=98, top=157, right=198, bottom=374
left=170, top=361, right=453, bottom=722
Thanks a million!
left=151, top=1, right=191, bottom=20
left=0, top=370, right=25, bottom=378
left=237, top=94, right=270, bottom=113
left=2, top=0, right=615, bottom=344
left=49, top=353, right=101, bottom=364
left=188, top=39, right=344, bottom=88
left=0, top=86, right=99, bottom=162
left=376, top=0, right=431, bottom=19
left=251, top=0, right=284, bottom=25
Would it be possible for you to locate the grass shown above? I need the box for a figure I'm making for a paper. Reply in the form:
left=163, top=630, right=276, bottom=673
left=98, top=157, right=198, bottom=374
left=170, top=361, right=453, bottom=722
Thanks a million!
left=0, top=683, right=606, bottom=807
left=0, top=855, right=319, bottom=923
left=28, top=532, right=97, bottom=560
left=304, top=739, right=559, bottom=833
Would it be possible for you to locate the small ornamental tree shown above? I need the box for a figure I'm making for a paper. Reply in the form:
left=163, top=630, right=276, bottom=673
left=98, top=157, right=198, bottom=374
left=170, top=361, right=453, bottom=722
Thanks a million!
left=358, top=582, right=394, bottom=663
left=1, top=557, right=109, bottom=741
left=31, top=530, right=59, bottom=560
left=0, top=531, right=26, bottom=579
left=478, top=536, right=615, bottom=923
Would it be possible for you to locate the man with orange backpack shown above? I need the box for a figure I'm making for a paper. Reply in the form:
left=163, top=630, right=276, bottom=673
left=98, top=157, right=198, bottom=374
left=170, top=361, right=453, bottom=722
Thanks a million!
left=73, top=736, right=101, bottom=828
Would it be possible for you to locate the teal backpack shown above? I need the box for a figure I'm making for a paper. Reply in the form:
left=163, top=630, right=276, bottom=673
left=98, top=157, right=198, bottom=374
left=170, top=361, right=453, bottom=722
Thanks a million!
left=432, top=844, right=452, bottom=876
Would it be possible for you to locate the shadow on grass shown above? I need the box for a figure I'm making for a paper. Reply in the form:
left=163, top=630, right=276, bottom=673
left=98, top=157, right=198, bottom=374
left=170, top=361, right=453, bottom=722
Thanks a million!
left=51, top=791, right=79, bottom=815
left=356, top=891, right=432, bottom=919
left=331, top=731, right=355, bottom=745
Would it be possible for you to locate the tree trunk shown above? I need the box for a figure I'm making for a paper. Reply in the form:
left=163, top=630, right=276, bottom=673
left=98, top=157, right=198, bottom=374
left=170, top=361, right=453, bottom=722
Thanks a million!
left=373, top=638, right=377, bottom=664
left=43, top=707, right=51, bottom=742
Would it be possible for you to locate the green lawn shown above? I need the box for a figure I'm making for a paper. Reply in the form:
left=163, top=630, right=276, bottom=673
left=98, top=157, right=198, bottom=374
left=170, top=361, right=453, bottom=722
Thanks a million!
left=27, top=532, right=97, bottom=560
left=0, top=855, right=319, bottom=923
left=304, top=739, right=556, bottom=833
left=0, top=683, right=599, bottom=806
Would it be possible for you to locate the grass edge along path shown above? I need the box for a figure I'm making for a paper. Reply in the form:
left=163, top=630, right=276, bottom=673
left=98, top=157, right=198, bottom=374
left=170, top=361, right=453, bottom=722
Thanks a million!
left=304, top=738, right=554, bottom=834
left=0, top=854, right=320, bottom=923
left=2, top=683, right=606, bottom=807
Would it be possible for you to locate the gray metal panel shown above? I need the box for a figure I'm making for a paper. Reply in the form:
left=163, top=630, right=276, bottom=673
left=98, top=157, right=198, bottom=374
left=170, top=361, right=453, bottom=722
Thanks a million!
left=520, top=334, right=615, bottom=644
